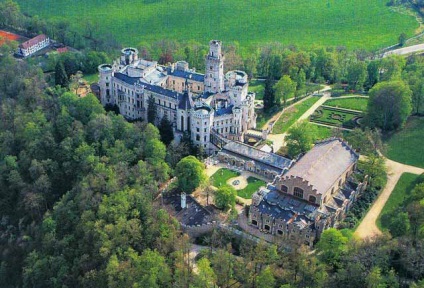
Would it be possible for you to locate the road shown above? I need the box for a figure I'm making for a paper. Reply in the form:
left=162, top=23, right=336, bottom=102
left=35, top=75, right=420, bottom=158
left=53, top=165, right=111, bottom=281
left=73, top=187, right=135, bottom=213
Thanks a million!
left=381, top=43, right=424, bottom=58
left=354, top=157, right=424, bottom=239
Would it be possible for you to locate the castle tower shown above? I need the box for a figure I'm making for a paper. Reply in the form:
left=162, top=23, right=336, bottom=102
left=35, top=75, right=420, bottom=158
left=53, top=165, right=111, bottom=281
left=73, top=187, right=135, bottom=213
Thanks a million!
left=98, top=64, right=114, bottom=106
left=204, top=40, right=224, bottom=94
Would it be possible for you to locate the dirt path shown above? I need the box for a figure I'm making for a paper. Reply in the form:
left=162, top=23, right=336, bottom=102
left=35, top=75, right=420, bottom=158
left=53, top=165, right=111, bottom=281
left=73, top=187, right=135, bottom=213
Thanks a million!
left=354, top=158, right=424, bottom=239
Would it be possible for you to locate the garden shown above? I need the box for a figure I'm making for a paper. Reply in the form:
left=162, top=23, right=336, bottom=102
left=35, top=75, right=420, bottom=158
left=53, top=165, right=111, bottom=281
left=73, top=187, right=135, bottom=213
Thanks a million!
left=210, top=168, right=266, bottom=199
left=309, top=105, right=363, bottom=129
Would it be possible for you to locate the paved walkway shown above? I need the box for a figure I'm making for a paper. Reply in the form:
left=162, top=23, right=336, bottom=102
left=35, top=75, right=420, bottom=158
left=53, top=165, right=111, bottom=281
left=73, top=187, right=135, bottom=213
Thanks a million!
left=268, top=90, right=331, bottom=152
left=355, top=157, right=424, bottom=239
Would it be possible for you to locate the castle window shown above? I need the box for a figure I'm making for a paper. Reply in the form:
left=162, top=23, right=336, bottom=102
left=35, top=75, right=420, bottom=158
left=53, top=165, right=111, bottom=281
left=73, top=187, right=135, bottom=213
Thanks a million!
left=196, top=134, right=200, bottom=141
left=210, top=66, right=212, bottom=70
left=277, top=230, right=283, bottom=235
left=196, top=128, right=199, bottom=132
left=281, top=185, right=288, bottom=193
left=293, top=187, right=304, bottom=199
left=338, top=179, right=342, bottom=187
left=252, top=220, right=258, bottom=226
left=198, top=85, right=200, bottom=90
left=264, top=225, right=270, bottom=231
left=309, top=195, right=316, bottom=204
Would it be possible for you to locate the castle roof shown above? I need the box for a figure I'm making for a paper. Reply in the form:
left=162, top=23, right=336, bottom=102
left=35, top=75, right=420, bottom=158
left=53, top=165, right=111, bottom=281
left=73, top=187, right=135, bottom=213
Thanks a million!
left=168, top=69, right=204, bottom=82
left=215, top=105, right=233, bottom=116
left=284, top=138, right=359, bottom=195
left=114, top=72, right=182, bottom=99
left=178, top=91, right=192, bottom=110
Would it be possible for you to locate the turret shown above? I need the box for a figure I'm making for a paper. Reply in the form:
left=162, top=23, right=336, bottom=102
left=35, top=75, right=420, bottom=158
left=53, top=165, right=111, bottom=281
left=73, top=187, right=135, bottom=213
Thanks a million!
left=120, top=47, right=138, bottom=65
left=98, top=64, right=113, bottom=105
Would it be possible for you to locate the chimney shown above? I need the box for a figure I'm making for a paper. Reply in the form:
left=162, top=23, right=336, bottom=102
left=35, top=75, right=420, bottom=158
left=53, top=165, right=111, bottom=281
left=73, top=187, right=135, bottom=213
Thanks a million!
left=181, top=192, right=187, bottom=209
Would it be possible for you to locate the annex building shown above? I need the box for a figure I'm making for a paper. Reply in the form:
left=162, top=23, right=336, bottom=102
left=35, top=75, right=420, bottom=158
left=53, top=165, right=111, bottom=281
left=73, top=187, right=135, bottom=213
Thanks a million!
left=98, top=40, right=256, bottom=149
left=18, top=34, right=50, bottom=57
left=248, top=138, right=368, bottom=246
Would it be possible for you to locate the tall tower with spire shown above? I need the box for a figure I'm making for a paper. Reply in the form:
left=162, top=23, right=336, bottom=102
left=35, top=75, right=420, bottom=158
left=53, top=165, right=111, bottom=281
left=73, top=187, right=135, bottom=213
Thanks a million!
left=204, top=40, right=225, bottom=93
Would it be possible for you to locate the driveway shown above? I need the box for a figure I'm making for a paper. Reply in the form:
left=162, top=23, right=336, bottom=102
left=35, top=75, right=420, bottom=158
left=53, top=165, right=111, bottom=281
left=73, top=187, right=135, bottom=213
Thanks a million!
left=354, top=157, right=424, bottom=239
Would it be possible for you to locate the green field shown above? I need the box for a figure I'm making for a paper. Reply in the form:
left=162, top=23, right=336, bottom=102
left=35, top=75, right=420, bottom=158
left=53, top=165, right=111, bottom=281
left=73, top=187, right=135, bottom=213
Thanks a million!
left=377, top=173, right=422, bottom=230
left=272, top=96, right=320, bottom=134
left=325, top=97, right=368, bottom=112
left=15, top=0, right=417, bottom=50
left=385, top=117, right=424, bottom=169
left=237, top=177, right=267, bottom=199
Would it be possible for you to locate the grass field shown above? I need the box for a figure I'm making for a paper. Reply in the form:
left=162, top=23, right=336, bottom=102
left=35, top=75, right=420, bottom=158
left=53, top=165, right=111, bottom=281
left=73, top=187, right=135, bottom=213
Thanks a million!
left=385, top=117, right=424, bottom=169
left=377, top=173, right=422, bottom=230
left=237, top=177, right=267, bottom=199
left=210, top=168, right=240, bottom=188
left=272, top=96, right=320, bottom=134
left=15, top=0, right=418, bottom=50
left=325, top=97, right=368, bottom=112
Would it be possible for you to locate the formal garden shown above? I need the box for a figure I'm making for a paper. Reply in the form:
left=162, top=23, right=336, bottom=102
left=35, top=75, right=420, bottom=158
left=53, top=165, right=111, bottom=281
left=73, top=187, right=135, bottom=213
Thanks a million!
left=309, top=105, right=363, bottom=129
left=210, top=168, right=267, bottom=199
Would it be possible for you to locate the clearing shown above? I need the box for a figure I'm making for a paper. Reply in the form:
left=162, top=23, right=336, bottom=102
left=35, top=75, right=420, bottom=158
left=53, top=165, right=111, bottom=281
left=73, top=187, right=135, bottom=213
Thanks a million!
left=15, top=0, right=418, bottom=50
left=385, top=117, right=424, bottom=169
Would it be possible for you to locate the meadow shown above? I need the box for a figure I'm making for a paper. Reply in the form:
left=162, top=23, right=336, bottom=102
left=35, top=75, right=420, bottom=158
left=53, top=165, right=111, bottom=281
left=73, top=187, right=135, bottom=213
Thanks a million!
left=15, top=0, right=418, bottom=50
left=385, top=117, right=424, bottom=168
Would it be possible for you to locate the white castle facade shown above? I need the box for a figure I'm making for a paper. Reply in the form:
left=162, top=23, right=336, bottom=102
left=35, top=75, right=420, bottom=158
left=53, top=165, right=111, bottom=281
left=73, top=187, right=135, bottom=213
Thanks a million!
left=98, top=40, right=256, bottom=149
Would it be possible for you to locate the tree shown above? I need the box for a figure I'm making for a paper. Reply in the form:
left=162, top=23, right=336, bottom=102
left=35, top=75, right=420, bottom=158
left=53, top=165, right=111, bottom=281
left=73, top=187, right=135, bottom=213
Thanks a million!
left=147, top=95, right=157, bottom=124
left=316, top=228, right=348, bottom=269
left=388, top=212, right=410, bottom=237
left=285, top=121, right=317, bottom=158
left=215, top=185, right=236, bottom=210
left=55, top=61, right=69, bottom=88
left=366, top=80, right=412, bottom=131
left=274, top=75, right=296, bottom=105
left=263, top=77, right=275, bottom=112
left=256, top=266, right=275, bottom=288
left=399, top=32, right=408, bottom=47
left=347, top=61, right=367, bottom=91
left=175, top=156, right=206, bottom=193
left=158, top=114, right=174, bottom=146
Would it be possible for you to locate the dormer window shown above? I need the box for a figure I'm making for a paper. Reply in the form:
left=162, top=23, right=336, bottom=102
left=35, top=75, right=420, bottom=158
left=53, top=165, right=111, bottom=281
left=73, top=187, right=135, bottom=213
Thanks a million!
left=293, top=187, right=304, bottom=199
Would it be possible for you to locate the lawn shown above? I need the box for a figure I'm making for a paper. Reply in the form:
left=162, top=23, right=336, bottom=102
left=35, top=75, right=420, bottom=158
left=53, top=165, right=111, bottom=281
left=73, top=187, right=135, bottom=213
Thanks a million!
left=237, top=177, right=267, bottom=199
left=249, top=80, right=264, bottom=100
left=385, top=117, right=424, bottom=169
left=324, top=97, right=368, bottom=112
left=310, top=106, right=362, bottom=129
left=15, top=0, right=417, bottom=50
left=272, top=96, right=320, bottom=134
left=210, top=168, right=240, bottom=188
left=312, top=124, right=333, bottom=140
left=377, top=173, right=422, bottom=230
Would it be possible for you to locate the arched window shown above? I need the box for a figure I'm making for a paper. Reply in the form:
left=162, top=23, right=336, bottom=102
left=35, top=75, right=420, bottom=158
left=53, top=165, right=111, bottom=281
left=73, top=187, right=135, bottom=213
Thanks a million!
left=281, top=185, right=288, bottom=193
left=293, top=187, right=304, bottom=199
left=309, top=195, right=316, bottom=204
left=338, top=179, right=342, bottom=187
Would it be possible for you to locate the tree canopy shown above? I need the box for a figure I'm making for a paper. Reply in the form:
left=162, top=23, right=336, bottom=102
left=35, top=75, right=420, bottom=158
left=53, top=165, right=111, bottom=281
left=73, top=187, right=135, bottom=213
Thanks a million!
left=175, top=156, right=206, bottom=193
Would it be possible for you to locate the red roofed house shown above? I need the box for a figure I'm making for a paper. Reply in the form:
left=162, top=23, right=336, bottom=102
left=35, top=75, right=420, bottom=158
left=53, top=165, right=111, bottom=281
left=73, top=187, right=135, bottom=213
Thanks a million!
left=18, top=34, right=50, bottom=57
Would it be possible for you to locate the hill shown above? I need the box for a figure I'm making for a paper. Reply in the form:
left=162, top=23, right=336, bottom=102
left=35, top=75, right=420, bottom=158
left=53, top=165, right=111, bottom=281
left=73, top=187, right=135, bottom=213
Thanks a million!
left=15, top=0, right=418, bottom=50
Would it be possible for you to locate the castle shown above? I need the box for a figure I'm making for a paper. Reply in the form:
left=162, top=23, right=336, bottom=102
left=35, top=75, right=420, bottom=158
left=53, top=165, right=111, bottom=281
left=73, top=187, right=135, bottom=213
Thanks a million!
left=98, top=40, right=256, bottom=149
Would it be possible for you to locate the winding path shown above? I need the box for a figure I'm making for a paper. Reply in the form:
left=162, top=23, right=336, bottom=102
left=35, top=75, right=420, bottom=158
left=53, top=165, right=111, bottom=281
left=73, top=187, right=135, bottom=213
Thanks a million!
left=354, top=157, right=424, bottom=239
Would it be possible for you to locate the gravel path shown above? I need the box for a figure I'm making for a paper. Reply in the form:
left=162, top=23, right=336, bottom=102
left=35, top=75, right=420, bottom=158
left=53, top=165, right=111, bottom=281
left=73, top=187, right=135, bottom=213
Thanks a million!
left=354, top=157, right=424, bottom=239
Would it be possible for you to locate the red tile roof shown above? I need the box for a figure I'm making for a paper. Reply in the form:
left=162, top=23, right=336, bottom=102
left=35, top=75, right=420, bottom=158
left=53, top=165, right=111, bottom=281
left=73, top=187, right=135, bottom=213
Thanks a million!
left=19, top=34, right=48, bottom=50
left=57, top=47, right=68, bottom=53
